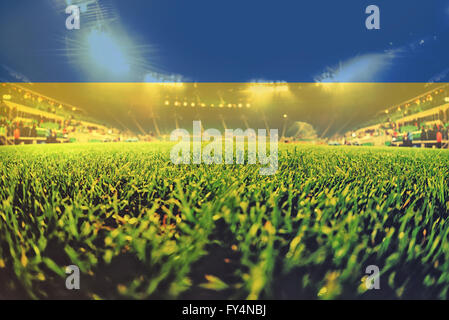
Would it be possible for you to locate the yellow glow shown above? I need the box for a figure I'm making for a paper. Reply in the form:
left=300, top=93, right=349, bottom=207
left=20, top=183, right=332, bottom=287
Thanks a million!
left=6, top=83, right=445, bottom=125
left=247, top=83, right=289, bottom=95
left=245, top=82, right=293, bottom=107
left=159, top=82, right=184, bottom=88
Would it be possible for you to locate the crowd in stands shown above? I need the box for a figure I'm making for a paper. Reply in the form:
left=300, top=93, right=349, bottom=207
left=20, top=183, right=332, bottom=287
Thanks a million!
left=355, top=88, right=449, bottom=130
left=1, top=103, right=67, bottom=144
left=346, top=114, right=449, bottom=149
left=342, top=85, right=449, bottom=148
left=1, top=84, right=123, bottom=145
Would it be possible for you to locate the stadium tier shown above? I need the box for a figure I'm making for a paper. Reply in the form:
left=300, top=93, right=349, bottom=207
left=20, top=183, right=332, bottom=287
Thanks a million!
left=342, top=84, right=449, bottom=148
left=0, top=83, right=128, bottom=145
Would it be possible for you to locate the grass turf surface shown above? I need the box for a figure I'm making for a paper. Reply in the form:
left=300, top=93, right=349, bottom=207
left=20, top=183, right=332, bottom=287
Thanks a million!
left=1, top=143, right=449, bottom=299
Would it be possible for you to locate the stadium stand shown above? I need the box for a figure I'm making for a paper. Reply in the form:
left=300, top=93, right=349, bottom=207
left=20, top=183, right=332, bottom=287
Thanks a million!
left=0, top=83, right=125, bottom=145
left=342, top=85, right=449, bottom=149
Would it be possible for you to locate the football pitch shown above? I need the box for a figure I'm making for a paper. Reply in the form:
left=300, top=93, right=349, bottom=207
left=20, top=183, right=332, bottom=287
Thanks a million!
left=1, top=143, right=449, bottom=299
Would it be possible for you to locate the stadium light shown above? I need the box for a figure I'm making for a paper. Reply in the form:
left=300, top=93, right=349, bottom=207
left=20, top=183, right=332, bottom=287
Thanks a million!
left=87, top=30, right=130, bottom=74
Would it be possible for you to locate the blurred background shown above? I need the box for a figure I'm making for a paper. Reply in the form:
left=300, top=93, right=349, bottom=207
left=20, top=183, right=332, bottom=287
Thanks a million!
left=0, top=0, right=448, bottom=146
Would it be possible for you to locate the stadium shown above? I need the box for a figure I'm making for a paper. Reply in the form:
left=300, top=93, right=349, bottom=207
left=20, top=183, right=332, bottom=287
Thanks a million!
left=1, top=0, right=449, bottom=303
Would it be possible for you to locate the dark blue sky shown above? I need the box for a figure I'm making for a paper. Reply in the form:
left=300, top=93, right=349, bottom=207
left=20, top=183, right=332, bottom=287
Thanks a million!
left=0, top=0, right=448, bottom=82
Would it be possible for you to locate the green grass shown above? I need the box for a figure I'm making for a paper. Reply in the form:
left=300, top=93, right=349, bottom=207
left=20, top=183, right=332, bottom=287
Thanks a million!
left=1, top=143, right=449, bottom=299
